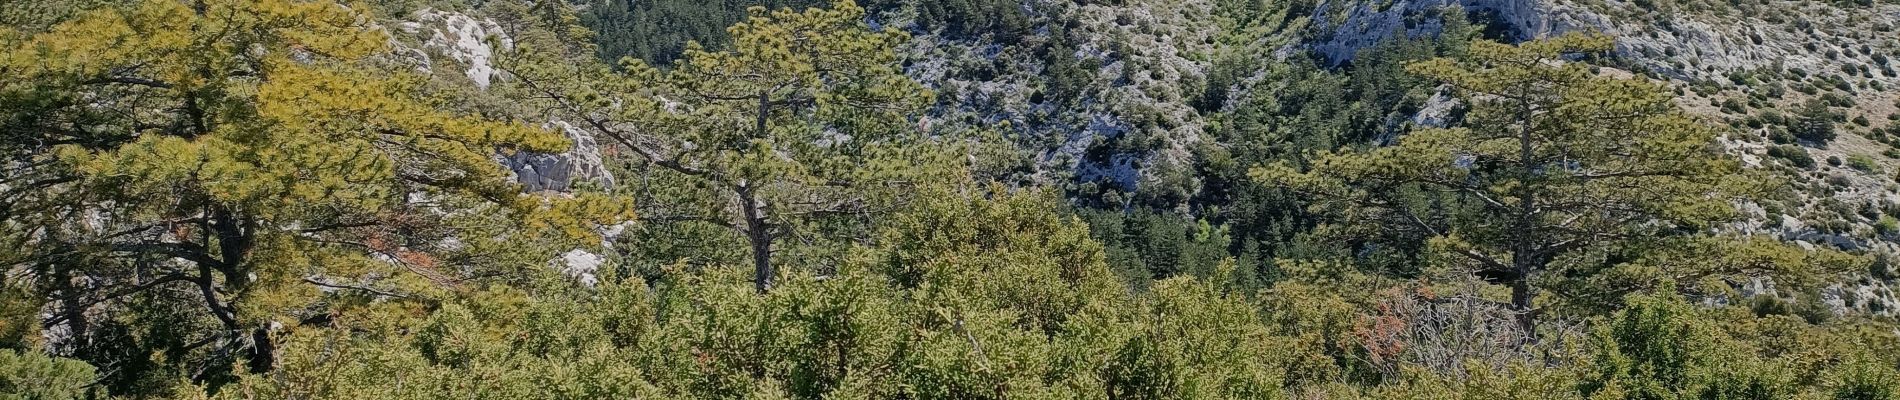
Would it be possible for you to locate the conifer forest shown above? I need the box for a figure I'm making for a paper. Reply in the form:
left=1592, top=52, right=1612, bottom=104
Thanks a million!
left=7, top=0, right=1900, bottom=398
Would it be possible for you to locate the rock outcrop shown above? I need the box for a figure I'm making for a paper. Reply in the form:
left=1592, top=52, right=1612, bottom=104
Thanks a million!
left=508, top=121, right=617, bottom=192
left=1306, top=0, right=1558, bottom=64
left=397, top=9, right=615, bottom=192
left=403, top=9, right=510, bottom=88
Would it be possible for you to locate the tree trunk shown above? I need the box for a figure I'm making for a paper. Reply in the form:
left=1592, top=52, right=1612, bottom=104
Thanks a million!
left=207, top=209, right=277, bottom=372
left=52, top=263, right=88, bottom=353
left=246, top=327, right=274, bottom=373
left=1511, top=97, right=1538, bottom=340
left=741, top=185, right=774, bottom=294
left=1509, top=273, right=1533, bottom=338
left=746, top=90, right=775, bottom=294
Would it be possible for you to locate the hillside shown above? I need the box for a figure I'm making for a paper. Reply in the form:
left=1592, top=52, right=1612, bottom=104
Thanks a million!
left=5, top=0, right=1900, bottom=398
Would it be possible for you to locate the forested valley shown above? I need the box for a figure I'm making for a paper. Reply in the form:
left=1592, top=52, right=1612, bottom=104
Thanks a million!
left=5, top=0, right=1900, bottom=398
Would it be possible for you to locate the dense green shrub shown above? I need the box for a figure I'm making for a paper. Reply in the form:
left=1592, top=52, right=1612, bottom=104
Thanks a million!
left=903, top=0, right=1032, bottom=40
left=1797, top=99, right=1841, bottom=143
left=1849, top=154, right=1882, bottom=173
left=1077, top=208, right=1244, bottom=289
left=581, top=0, right=829, bottom=65
left=1831, top=357, right=1900, bottom=400
left=0, top=350, right=96, bottom=400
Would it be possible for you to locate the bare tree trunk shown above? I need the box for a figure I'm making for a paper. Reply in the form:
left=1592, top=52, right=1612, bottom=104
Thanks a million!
left=208, top=210, right=278, bottom=372
left=746, top=90, right=775, bottom=294
left=741, top=185, right=773, bottom=294
left=52, top=263, right=88, bottom=353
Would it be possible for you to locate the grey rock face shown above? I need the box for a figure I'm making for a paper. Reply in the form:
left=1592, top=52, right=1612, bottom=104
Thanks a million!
left=1409, top=88, right=1460, bottom=128
left=396, top=9, right=616, bottom=193
left=898, top=0, right=1216, bottom=202
left=507, top=121, right=617, bottom=192
left=387, top=8, right=621, bottom=288
left=406, top=9, right=511, bottom=88
left=1307, top=0, right=1900, bottom=87
left=558, top=249, right=606, bottom=288
left=1306, top=0, right=1557, bottom=65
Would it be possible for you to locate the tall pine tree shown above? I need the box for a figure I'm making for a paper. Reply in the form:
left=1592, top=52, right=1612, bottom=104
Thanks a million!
left=0, top=0, right=629, bottom=388
left=507, top=0, right=959, bottom=292
left=1253, top=33, right=1843, bottom=336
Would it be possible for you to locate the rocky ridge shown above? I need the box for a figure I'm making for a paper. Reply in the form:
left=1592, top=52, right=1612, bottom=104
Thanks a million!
left=394, top=8, right=616, bottom=193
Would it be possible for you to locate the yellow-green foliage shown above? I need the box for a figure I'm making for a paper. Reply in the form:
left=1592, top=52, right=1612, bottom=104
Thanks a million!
left=192, top=188, right=1292, bottom=399
left=6, top=2, right=1900, bottom=400
left=184, top=188, right=1900, bottom=399
left=501, top=0, right=972, bottom=291
left=0, top=350, right=95, bottom=400
left=0, top=0, right=632, bottom=389
left=1253, top=32, right=1845, bottom=324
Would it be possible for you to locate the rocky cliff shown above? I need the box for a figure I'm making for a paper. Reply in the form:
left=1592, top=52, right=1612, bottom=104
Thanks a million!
left=394, top=8, right=617, bottom=193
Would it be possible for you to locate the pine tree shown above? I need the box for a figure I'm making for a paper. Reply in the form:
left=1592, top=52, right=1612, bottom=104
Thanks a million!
left=579, top=0, right=830, bottom=66
left=0, top=350, right=96, bottom=399
left=0, top=0, right=629, bottom=388
left=1794, top=98, right=1838, bottom=144
left=507, top=0, right=956, bottom=292
left=1253, top=33, right=1836, bottom=337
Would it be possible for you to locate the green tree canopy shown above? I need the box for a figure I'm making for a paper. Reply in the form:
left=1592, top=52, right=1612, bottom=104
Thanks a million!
left=1253, top=33, right=1850, bottom=335
left=0, top=0, right=629, bottom=390
left=188, top=186, right=1289, bottom=399
left=0, top=350, right=95, bottom=400
left=506, top=0, right=965, bottom=292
